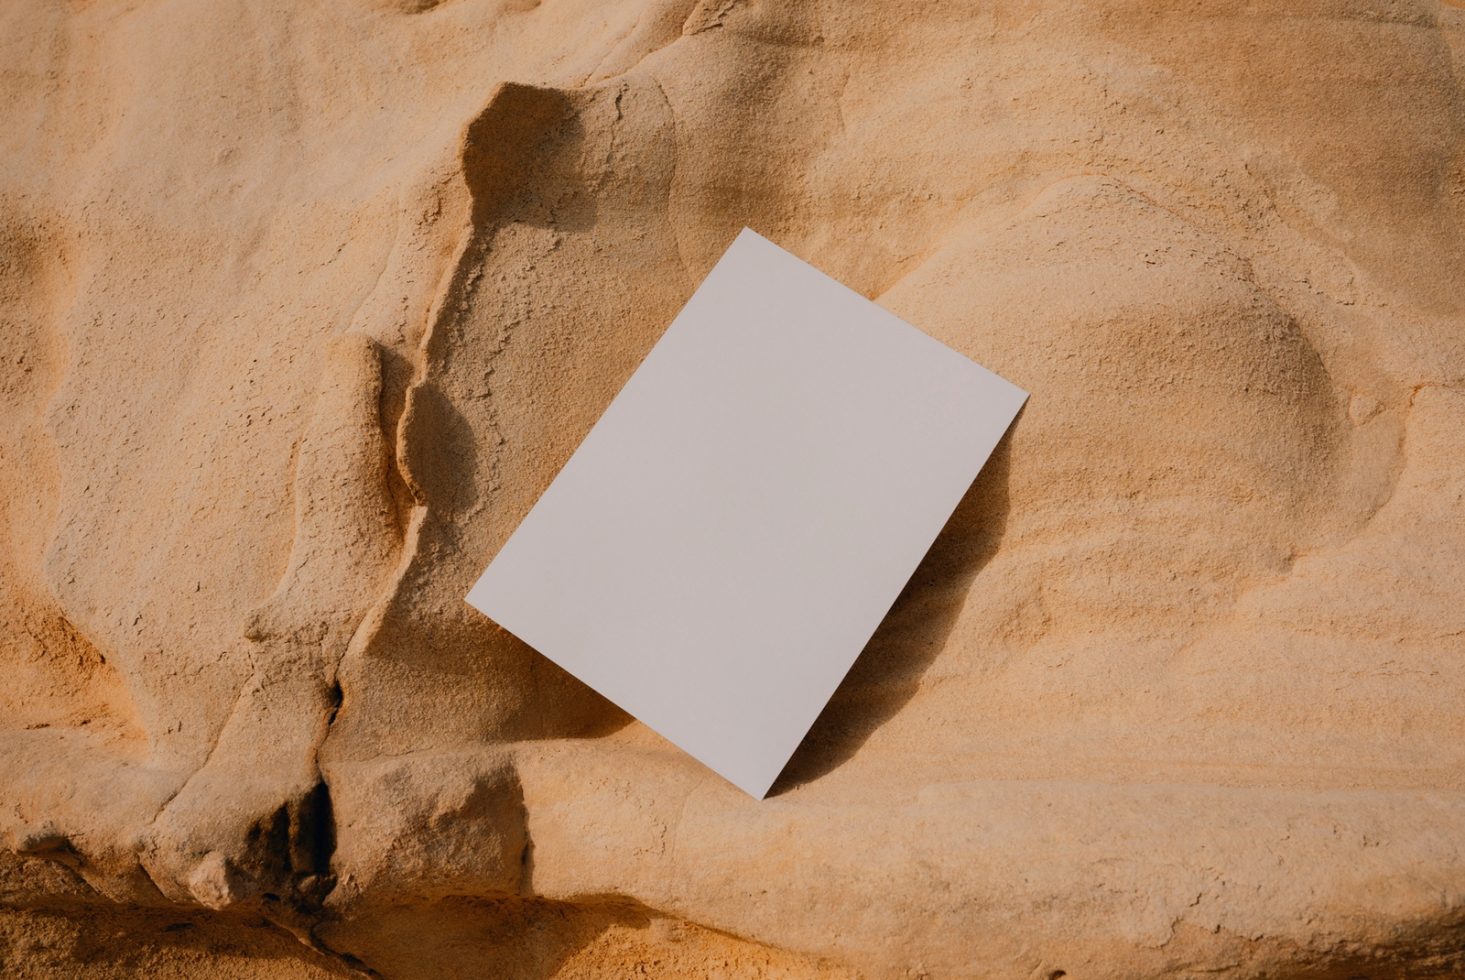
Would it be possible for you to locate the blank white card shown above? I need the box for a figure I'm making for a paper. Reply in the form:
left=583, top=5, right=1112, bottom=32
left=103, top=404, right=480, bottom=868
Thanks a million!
left=467, top=228, right=1027, bottom=798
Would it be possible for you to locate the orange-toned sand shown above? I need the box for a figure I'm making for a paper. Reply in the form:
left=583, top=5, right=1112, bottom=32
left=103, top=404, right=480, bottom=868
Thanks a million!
left=3, top=1, right=1465, bottom=976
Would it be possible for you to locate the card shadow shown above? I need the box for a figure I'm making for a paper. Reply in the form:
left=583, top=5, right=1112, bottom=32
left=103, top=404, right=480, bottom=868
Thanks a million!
left=767, top=415, right=1020, bottom=796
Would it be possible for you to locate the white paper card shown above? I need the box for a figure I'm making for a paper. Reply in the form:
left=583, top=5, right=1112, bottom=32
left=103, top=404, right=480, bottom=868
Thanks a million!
left=466, top=228, right=1027, bottom=798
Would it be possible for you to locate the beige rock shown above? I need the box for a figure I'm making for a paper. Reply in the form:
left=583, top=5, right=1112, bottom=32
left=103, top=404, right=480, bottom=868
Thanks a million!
left=2, top=0, right=1464, bottom=975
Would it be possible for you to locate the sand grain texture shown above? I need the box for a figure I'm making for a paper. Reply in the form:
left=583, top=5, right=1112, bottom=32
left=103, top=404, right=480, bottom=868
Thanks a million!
left=2, top=0, right=1465, bottom=976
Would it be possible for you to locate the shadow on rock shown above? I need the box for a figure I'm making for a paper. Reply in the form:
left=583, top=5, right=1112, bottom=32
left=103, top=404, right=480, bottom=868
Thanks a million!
left=769, top=415, right=1020, bottom=795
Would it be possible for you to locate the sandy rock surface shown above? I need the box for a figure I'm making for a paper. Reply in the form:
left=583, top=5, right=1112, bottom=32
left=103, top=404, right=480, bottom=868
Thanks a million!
left=3, top=0, right=1465, bottom=976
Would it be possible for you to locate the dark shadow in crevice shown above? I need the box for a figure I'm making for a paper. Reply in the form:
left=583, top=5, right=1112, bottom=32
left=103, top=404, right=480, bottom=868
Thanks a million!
left=769, top=416, right=1021, bottom=796
left=396, top=382, right=482, bottom=516
left=462, top=83, right=595, bottom=235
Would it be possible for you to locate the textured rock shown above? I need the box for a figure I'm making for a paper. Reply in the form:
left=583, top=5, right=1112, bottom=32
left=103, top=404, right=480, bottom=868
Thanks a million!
left=2, top=0, right=1464, bottom=975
